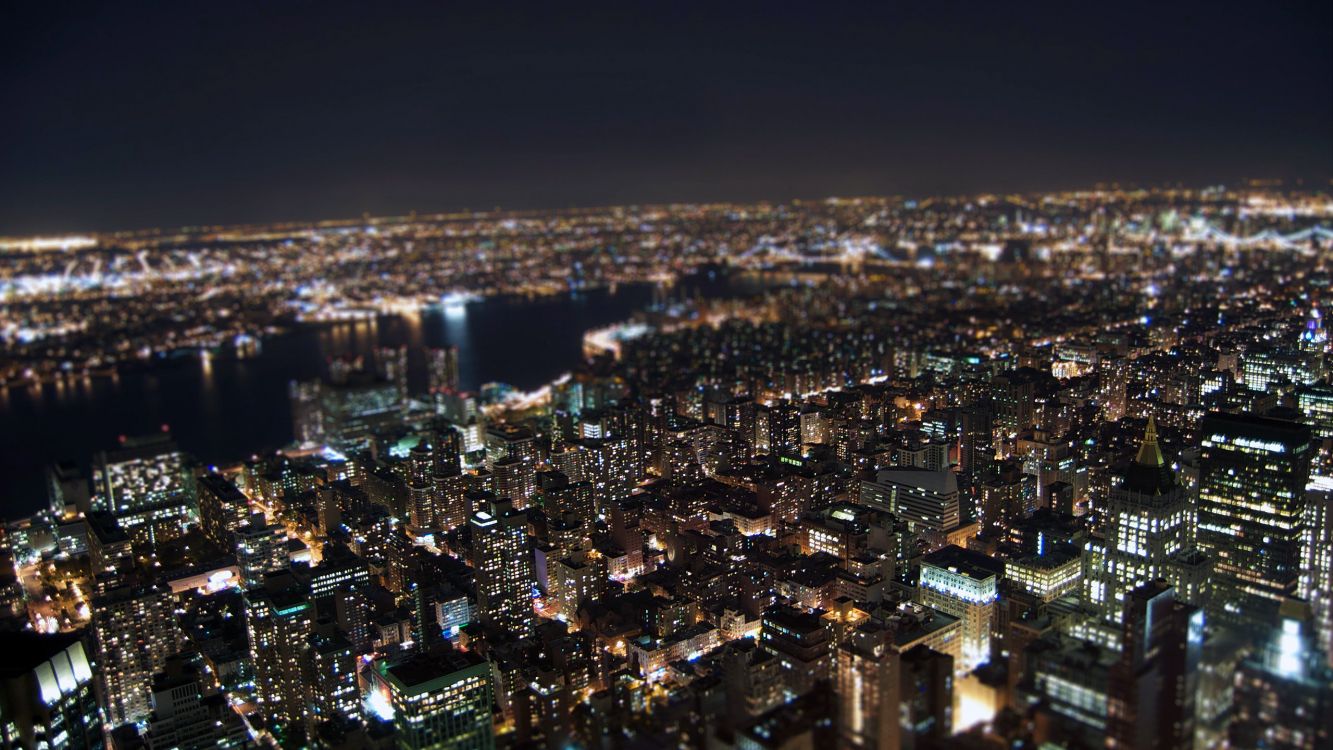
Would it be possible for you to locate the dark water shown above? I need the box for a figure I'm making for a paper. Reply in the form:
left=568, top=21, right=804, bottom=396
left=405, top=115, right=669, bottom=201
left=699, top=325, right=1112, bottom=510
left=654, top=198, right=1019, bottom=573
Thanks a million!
left=0, top=272, right=756, bottom=519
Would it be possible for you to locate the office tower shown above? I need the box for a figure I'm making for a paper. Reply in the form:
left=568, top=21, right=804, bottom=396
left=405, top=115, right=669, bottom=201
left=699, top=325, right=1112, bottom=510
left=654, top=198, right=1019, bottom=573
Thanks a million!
left=493, top=455, right=536, bottom=510
left=306, top=545, right=371, bottom=610
left=1197, top=412, right=1313, bottom=630
left=196, top=472, right=250, bottom=549
left=144, top=653, right=251, bottom=749
left=1106, top=581, right=1202, bottom=750
left=1229, top=600, right=1333, bottom=750
left=91, top=582, right=181, bottom=725
left=244, top=578, right=314, bottom=736
left=549, top=552, right=605, bottom=622
left=959, top=404, right=994, bottom=478
left=758, top=605, right=835, bottom=699
left=916, top=545, right=1001, bottom=671
left=1083, top=418, right=1193, bottom=631
left=92, top=432, right=197, bottom=549
left=1241, top=345, right=1324, bottom=393
left=470, top=498, right=537, bottom=639
left=859, top=467, right=960, bottom=544
left=370, top=647, right=494, bottom=750
left=428, top=345, right=461, bottom=394
left=235, top=514, right=289, bottom=589
left=1301, top=484, right=1333, bottom=665
left=896, top=645, right=954, bottom=748
left=0, top=631, right=99, bottom=750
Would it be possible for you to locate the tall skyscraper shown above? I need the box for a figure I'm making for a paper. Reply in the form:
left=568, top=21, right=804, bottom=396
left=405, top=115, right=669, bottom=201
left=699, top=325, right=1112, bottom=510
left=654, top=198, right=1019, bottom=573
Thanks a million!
left=836, top=627, right=954, bottom=750
left=1197, top=412, right=1313, bottom=630
left=91, top=582, right=181, bottom=725
left=1083, top=418, right=1196, bottom=638
left=244, top=578, right=314, bottom=736
left=377, top=345, right=409, bottom=407
left=144, top=653, right=251, bottom=749
left=1105, top=580, right=1202, bottom=750
left=469, top=498, right=537, bottom=639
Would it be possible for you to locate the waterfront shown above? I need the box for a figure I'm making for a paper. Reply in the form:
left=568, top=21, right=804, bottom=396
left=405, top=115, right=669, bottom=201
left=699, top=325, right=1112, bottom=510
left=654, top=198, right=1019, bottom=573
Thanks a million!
left=0, top=272, right=754, bottom=518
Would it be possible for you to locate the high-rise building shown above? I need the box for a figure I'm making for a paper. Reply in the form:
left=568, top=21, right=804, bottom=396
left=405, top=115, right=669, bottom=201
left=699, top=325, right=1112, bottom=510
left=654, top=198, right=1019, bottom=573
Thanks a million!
left=0, top=631, right=100, bottom=750
left=1301, top=482, right=1333, bottom=666
left=493, top=455, right=536, bottom=510
left=1083, top=418, right=1195, bottom=635
left=836, top=623, right=954, bottom=750
left=1105, top=580, right=1202, bottom=750
left=196, top=472, right=251, bottom=549
left=306, top=623, right=360, bottom=730
left=92, top=432, right=197, bottom=550
left=469, top=498, right=537, bottom=639
left=916, top=545, right=1001, bottom=671
left=758, top=605, right=835, bottom=699
left=377, top=345, right=409, bottom=407
left=859, top=467, right=960, bottom=543
left=235, top=514, right=289, bottom=589
left=1197, top=412, right=1313, bottom=630
left=90, top=582, right=181, bottom=725
left=244, top=578, right=314, bottom=734
left=369, top=647, right=494, bottom=750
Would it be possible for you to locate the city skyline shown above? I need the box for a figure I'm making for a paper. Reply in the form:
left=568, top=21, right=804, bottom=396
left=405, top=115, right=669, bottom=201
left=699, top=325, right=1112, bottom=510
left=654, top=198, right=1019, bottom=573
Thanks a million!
left=1, top=3, right=1331, bottom=749
left=2, top=1, right=1331, bottom=233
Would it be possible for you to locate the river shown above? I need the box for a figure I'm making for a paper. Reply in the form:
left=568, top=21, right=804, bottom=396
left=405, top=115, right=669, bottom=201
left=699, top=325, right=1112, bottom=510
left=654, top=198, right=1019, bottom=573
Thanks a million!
left=0, top=270, right=760, bottom=518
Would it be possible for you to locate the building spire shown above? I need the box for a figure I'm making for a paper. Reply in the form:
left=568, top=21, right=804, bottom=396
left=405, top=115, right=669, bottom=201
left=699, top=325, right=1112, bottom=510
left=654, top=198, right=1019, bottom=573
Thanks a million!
left=1136, top=415, right=1165, bottom=467
left=1124, top=415, right=1176, bottom=495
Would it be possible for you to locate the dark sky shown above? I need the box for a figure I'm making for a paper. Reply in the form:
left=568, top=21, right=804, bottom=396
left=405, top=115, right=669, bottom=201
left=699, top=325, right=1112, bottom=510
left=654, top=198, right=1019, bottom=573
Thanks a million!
left=2, top=1, right=1330, bottom=234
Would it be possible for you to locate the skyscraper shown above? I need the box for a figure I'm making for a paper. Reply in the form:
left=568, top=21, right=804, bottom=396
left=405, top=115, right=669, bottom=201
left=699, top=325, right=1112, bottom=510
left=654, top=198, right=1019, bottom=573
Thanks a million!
left=1083, top=418, right=1195, bottom=637
left=1197, top=412, right=1313, bottom=630
left=91, top=582, right=181, bottom=725
left=1105, top=580, right=1202, bottom=750
left=469, top=498, right=537, bottom=639
left=244, top=578, right=314, bottom=735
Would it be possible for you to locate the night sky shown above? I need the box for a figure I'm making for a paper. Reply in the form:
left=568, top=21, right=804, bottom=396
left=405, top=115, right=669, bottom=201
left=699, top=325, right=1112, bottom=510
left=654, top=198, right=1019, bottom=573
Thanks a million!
left=2, top=1, right=1330, bottom=234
